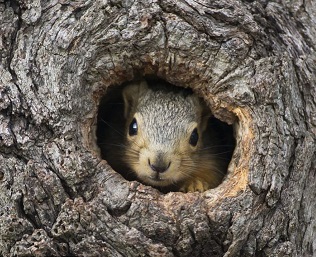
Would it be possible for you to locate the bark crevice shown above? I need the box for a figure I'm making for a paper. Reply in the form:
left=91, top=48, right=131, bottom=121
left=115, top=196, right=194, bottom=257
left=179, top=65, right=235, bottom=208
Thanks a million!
left=0, top=0, right=315, bottom=256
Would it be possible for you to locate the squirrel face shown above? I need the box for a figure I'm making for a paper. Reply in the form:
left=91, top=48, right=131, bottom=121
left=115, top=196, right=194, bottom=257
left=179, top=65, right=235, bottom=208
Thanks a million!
left=122, top=80, right=210, bottom=188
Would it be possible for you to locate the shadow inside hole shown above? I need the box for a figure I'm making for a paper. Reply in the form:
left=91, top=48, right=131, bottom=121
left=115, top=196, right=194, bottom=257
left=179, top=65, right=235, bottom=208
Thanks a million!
left=96, top=79, right=235, bottom=193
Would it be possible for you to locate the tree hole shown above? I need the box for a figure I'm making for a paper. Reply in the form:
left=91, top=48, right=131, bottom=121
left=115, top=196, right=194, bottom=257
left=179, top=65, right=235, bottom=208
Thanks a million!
left=96, top=78, right=235, bottom=193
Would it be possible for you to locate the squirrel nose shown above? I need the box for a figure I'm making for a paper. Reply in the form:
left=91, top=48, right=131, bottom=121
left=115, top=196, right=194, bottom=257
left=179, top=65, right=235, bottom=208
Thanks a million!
left=148, top=159, right=170, bottom=173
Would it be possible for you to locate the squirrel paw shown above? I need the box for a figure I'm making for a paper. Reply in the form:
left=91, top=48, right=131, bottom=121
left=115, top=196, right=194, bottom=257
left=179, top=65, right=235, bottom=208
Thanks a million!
left=179, top=179, right=210, bottom=193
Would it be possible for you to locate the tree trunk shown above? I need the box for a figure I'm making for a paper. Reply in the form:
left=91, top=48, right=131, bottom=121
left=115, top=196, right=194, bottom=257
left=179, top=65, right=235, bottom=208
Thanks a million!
left=0, top=0, right=315, bottom=256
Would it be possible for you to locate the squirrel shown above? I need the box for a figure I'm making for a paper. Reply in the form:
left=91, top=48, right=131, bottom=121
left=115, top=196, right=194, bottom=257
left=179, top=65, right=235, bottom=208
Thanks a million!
left=98, top=79, right=229, bottom=193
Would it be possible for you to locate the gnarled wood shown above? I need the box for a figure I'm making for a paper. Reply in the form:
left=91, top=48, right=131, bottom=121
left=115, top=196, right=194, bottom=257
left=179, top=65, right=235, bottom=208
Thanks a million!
left=0, top=0, right=315, bottom=256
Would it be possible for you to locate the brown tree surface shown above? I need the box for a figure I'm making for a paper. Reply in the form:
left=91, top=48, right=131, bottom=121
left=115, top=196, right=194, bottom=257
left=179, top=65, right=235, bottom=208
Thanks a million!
left=0, top=0, right=315, bottom=256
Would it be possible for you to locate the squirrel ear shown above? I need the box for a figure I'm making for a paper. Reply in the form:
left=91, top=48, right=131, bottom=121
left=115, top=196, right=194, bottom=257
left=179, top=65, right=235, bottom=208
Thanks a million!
left=122, top=80, right=149, bottom=118
left=200, top=103, right=211, bottom=132
left=190, top=95, right=211, bottom=132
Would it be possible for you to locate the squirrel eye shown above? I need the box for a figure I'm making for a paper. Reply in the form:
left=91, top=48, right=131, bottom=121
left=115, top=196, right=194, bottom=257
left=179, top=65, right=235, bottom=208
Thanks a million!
left=129, top=118, right=138, bottom=136
left=189, top=128, right=199, bottom=146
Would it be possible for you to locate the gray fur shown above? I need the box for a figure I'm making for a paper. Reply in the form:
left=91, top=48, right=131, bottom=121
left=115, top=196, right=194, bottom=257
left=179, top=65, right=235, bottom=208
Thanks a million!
left=121, top=80, right=225, bottom=192
left=137, top=89, right=198, bottom=147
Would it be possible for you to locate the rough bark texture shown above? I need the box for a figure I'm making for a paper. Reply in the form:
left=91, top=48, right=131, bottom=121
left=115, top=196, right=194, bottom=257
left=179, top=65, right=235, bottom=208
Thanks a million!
left=0, top=0, right=315, bottom=256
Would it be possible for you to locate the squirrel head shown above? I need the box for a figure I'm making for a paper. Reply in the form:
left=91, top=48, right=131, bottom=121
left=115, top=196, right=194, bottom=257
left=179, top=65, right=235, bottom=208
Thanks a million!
left=122, top=80, right=211, bottom=187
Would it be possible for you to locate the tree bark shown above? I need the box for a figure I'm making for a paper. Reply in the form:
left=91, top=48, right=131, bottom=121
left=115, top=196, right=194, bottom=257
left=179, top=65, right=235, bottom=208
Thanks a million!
left=0, top=0, right=315, bottom=256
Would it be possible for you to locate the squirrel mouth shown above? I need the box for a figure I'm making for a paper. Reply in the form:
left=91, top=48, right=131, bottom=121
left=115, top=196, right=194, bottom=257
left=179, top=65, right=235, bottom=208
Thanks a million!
left=145, top=172, right=172, bottom=187
left=149, top=172, right=165, bottom=182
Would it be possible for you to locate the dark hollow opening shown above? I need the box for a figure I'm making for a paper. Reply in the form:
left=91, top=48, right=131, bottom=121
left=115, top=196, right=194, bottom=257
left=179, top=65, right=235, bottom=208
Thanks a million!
left=96, top=78, right=235, bottom=193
